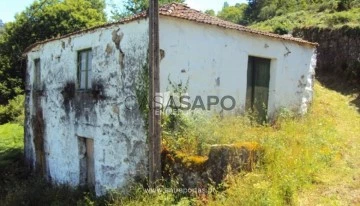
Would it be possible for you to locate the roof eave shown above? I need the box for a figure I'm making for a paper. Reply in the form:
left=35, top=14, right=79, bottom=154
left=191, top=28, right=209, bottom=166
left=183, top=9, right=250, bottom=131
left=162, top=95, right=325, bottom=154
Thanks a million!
left=23, top=5, right=318, bottom=55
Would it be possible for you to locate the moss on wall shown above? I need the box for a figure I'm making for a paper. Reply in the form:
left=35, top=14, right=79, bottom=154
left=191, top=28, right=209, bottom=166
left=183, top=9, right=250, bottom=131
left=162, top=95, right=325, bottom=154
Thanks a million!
left=161, top=142, right=262, bottom=188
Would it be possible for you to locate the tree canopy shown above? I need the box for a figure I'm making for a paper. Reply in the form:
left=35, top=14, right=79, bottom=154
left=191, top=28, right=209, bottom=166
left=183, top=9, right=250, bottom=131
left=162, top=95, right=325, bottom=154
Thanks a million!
left=204, top=10, right=216, bottom=16
left=0, top=0, right=106, bottom=104
left=110, top=0, right=185, bottom=21
left=216, top=0, right=360, bottom=28
left=218, top=3, right=248, bottom=25
left=0, top=20, right=4, bottom=34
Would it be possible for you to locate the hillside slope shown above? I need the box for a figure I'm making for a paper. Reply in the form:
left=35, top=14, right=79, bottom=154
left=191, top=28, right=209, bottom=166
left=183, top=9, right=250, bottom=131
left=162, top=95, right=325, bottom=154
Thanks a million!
left=250, top=7, right=360, bottom=33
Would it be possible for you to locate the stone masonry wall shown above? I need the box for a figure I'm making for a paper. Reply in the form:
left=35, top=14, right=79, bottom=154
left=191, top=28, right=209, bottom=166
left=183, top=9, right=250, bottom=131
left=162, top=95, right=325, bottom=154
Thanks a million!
left=293, top=26, right=360, bottom=85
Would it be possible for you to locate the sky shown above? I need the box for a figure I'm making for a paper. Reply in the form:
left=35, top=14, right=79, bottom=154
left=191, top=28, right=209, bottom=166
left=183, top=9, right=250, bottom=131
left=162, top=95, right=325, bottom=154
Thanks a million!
left=0, top=0, right=247, bottom=23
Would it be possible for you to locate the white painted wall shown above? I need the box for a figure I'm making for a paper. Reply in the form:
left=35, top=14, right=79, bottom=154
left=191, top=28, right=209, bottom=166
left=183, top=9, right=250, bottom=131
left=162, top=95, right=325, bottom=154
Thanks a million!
left=159, top=17, right=316, bottom=117
left=26, top=20, right=149, bottom=195
left=25, top=15, right=316, bottom=195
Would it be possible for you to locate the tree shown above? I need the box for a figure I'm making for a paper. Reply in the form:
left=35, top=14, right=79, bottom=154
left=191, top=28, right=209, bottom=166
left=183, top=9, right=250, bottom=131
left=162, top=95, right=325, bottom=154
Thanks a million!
left=218, top=3, right=249, bottom=25
left=0, top=0, right=106, bottom=104
left=0, top=19, right=4, bottom=33
left=110, top=0, right=185, bottom=21
left=245, top=0, right=267, bottom=23
left=204, top=9, right=216, bottom=16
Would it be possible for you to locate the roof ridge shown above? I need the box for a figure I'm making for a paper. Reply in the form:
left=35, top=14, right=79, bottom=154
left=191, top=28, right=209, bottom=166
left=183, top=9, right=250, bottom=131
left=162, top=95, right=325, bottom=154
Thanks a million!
left=24, top=3, right=317, bottom=54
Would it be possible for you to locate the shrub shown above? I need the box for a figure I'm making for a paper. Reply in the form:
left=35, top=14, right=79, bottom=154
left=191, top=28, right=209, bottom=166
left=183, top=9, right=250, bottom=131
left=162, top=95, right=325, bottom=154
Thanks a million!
left=0, top=95, right=24, bottom=125
left=317, top=0, right=339, bottom=12
left=337, top=0, right=352, bottom=11
left=350, top=0, right=360, bottom=8
left=258, top=5, right=277, bottom=21
left=274, top=26, right=289, bottom=34
left=325, top=12, right=352, bottom=26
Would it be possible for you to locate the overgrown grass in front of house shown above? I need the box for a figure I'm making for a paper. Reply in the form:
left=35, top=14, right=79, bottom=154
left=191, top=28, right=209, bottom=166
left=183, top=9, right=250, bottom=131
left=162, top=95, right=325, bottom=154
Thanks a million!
left=0, top=123, right=105, bottom=205
left=0, top=82, right=359, bottom=205
left=0, top=123, right=23, bottom=166
left=205, top=83, right=359, bottom=205
left=162, top=83, right=360, bottom=205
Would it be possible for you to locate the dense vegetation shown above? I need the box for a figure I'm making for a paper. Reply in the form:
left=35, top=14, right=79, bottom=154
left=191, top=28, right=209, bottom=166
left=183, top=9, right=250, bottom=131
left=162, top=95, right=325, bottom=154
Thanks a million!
left=110, top=0, right=185, bottom=20
left=215, top=0, right=360, bottom=33
left=0, top=0, right=106, bottom=108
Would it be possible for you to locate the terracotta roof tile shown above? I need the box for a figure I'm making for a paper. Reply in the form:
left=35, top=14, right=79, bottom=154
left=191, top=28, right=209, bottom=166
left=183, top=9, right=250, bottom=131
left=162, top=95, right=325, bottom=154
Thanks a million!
left=158, top=3, right=317, bottom=46
left=24, top=3, right=317, bottom=54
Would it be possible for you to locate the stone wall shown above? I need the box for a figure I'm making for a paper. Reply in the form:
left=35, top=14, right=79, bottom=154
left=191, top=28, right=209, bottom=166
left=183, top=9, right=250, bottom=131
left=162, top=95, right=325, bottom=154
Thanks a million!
left=293, top=26, right=360, bottom=86
left=161, top=142, right=263, bottom=190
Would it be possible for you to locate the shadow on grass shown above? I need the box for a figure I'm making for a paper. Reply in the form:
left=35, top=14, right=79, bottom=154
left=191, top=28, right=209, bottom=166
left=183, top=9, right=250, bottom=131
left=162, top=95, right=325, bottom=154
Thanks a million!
left=0, top=148, right=23, bottom=167
left=350, top=95, right=360, bottom=112
left=0, top=149, right=102, bottom=206
left=316, top=72, right=360, bottom=113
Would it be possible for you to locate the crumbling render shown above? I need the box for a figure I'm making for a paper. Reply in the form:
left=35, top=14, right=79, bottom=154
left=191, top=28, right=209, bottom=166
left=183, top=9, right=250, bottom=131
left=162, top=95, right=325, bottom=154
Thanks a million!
left=61, top=81, right=76, bottom=114
left=91, top=80, right=106, bottom=101
left=282, top=42, right=292, bottom=57
left=160, top=49, right=165, bottom=60
left=112, top=29, right=125, bottom=70
left=31, top=90, right=46, bottom=176
left=105, top=43, right=113, bottom=56
left=162, top=142, right=262, bottom=189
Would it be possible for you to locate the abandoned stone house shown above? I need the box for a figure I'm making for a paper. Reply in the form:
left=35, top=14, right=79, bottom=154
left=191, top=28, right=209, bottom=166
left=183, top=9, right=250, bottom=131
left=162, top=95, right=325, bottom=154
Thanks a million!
left=23, top=3, right=317, bottom=195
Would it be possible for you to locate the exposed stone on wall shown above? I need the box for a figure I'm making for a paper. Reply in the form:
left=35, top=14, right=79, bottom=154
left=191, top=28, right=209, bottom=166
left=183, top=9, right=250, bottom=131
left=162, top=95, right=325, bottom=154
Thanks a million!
left=162, top=142, right=262, bottom=189
left=24, top=65, right=35, bottom=170
left=25, top=21, right=149, bottom=196
left=300, top=53, right=317, bottom=115
left=207, top=143, right=261, bottom=184
left=31, top=91, right=46, bottom=176
left=293, top=26, right=360, bottom=86
left=61, top=82, right=75, bottom=114
left=162, top=148, right=208, bottom=189
left=112, top=29, right=125, bottom=70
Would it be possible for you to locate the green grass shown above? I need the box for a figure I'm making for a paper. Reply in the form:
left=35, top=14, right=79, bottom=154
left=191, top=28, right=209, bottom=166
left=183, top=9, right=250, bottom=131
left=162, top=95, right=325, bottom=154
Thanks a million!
left=159, top=83, right=360, bottom=205
left=0, top=124, right=103, bottom=205
left=0, top=123, right=23, bottom=166
left=202, top=83, right=360, bottom=205
left=0, top=82, right=359, bottom=205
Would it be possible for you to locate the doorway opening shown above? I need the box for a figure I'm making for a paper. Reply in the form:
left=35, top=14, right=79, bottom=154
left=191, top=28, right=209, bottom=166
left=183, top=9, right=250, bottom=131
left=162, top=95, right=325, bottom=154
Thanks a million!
left=78, top=137, right=95, bottom=189
left=246, top=56, right=271, bottom=123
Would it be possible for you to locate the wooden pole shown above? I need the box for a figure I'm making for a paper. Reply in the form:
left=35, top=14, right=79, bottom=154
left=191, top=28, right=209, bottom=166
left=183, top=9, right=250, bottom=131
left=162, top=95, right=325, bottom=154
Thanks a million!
left=148, top=0, right=161, bottom=187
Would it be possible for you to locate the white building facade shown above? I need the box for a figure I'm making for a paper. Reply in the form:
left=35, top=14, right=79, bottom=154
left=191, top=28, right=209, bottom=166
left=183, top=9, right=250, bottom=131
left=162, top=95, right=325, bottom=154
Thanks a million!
left=24, top=3, right=317, bottom=195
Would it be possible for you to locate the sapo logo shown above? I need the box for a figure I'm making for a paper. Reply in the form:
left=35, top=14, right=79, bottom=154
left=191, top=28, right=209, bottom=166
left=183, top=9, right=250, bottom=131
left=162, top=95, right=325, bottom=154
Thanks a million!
left=125, top=93, right=236, bottom=114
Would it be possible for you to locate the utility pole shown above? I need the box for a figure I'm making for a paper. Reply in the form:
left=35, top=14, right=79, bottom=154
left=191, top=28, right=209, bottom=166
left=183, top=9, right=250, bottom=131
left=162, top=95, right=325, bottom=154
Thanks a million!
left=148, top=0, right=161, bottom=187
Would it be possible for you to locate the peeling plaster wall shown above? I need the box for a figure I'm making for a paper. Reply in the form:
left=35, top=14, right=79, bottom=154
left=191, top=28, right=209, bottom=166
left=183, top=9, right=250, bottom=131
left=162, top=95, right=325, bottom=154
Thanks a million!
left=25, top=20, right=149, bottom=195
left=159, top=17, right=316, bottom=116
left=25, top=15, right=316, bottom=195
